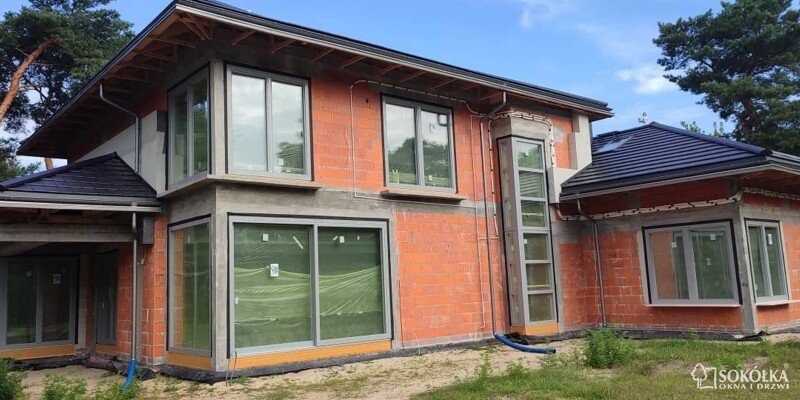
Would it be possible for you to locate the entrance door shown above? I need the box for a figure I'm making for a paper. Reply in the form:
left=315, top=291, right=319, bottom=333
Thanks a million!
left=95, top=251, right=118, bottom=345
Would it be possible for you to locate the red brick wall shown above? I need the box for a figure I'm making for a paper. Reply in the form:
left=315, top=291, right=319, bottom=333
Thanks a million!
left=395, top=211, right=505, bottom=347
left=115, top=216, right=168, bottom=365
left=574, top=230, right=742, bottom=332
left=743, top=194, right=800, bottom=330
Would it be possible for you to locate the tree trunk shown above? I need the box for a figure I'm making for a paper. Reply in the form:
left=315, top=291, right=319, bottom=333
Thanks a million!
left=44, top=157, right=53, bottom=170
left=0, top=38, right=55, bottom=127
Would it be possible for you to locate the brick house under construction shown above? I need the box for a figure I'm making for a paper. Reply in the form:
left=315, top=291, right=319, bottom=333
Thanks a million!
left=0, top=0, right=799, bottom=379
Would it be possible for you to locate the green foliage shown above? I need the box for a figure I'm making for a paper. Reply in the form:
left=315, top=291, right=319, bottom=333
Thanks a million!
left=43, top=374, right=87, bottom=400
left=0, top=138, right=38, bottom=181
left=91, top=379, right=141, bottom=400
left=0, top=0, right=134, bottom=132
left=584, top=328, right=636, bottom=369
left=0, top=359, right=24, bottom=400
left=680, top=120, right=725, bottom=137
left=655, top=0, right=800, bottom=155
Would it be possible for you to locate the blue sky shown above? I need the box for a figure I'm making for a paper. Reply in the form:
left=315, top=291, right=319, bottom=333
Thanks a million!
left=3, top=0, right=731, bottom=166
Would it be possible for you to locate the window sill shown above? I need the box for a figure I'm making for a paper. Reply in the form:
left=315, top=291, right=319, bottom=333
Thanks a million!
left=755, top=299, right=798, bottom=307
left=159, top=174, right=212, bottom=199
left=646, top=303, right=741, bottom=308
left=209, top=174, right=322, bottom=190
left=380, top=188, right=466, bottom=202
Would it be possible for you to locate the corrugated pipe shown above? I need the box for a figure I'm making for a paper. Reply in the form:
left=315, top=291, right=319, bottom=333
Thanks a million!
left=577, top=199, right=607, bottom=327
left=479, top=92, right=554, bottom=354
left=99, top=83, right=140, bottom=173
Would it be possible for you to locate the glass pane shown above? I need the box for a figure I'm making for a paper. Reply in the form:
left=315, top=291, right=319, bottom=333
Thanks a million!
left=517, top=142, right=543, bottom=169
left=519, top=171, right=544, bottom=198
left=523, top=234, right=548, bottom=261
left=526, top=263, right=551, bottom=291
left=231, top=74, right=267, bottom=172
left=233, top=224, right=311, bottom=348
left=6, top=263, right=37, bottom=345
left=171, top=224, right=211, bottom=351
left=171, top=90, right=188, bottom=182
left=691, top=228, right=734, bottom=299
left=521, top=200, right=547, bottom=227
left=649, top=231, right=689, bottom=300
left=748, top=226, right=767, bottom=298
left=191, top=78, right=209, bottom=175
left=765, top=227, right=786, bottom=297
left=420, top=109, right=452, bottom=188
left=528, top=294, right=553, bottom=322
left=41, top=263, right=72, bottom=342
left=271, top=81, right=306, bottom=175
left=318, top=227, right=385, bottom=340
left=385, top=103, right=417, bottom=185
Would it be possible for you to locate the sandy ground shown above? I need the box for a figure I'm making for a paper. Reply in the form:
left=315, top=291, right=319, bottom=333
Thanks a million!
left=20, top=339, right=581, bottom=400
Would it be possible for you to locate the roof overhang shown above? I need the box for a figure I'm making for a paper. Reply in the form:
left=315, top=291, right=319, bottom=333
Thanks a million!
left=20, top=0, right=612, bottom=158
left=559, top=159, right=800, bottom=201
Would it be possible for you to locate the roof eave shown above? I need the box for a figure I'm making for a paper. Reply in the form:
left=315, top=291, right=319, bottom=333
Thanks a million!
left=176, top=0, right=613, bottom=117
left=559, top=158, right=789, bottom=201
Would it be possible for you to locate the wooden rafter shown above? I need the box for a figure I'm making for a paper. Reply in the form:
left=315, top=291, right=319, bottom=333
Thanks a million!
left=125, top=63, right=163, bottom=73
left=339, top=55, right=365, bottom=69
left=398, top=70, right=426, bottom=83
left=185, top=13, right=211, bottom=39
left=134, top=50, right=175, bottom=63
left=431, top=78, right=458, bottom=90
left=231, top=29, right=255, bottom=46
left=376, top=63, right=401, bottom=76
left=114, top=73, right=149, bottom=83
left=270, top=38, right=296, bottom=54
left=480, top=91, right=501, bottom=101
left=453, top=83, right=479, bottom=94
left=179, top=14, right=210, bottom=40
left=153, top=36, right=197, bottom=48
left=310, top=48, right=334, bottom=63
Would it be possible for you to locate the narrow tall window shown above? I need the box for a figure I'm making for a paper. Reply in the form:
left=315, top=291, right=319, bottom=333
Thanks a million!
left=169, top=220, right=212, bottom=354
left=499, top=137, right=556, bottom=325
left=746, top=221, right=788, bottom=302
left=227, top=66, right=310, bottom=178
left=645, top=222, right=739, bottom=305
left=169, top=69, right=209, bottom=185
left=383, top=97, right=454, bottom=190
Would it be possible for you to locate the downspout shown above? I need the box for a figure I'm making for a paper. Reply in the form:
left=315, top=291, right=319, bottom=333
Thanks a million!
left=122, top=211, right=138, bottom=391
left=577, top=199, right=607, bottom=327
left=480, top=92, right=554, bottom=354
left=99, top=83, right=140, bottom=173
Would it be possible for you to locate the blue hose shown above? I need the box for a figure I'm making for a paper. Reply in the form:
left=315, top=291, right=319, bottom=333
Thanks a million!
left=121, top=359, right=137, bottom=392
left=494, top=333, right=556, bottom=354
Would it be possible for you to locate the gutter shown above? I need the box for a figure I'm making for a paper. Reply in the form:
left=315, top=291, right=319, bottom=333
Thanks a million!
left=559, top=162, right=781, bottom=201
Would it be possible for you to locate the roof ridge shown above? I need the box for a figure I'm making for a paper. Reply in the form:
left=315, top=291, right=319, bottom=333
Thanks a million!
left=0, top=152, right=119, bottom=190
left=649, top=122, right=768, bottom=155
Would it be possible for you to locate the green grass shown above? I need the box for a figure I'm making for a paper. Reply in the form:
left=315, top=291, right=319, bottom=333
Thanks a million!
left=415, top=339, right=800, bottom=400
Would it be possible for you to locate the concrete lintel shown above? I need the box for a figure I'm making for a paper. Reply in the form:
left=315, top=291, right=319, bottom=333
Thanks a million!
left=0, top=224, right=132, bottom=243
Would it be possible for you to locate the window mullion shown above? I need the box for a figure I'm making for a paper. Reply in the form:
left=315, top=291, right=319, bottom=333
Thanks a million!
left=415, top=107, right=425, bottom=186
left=186, top=86, right=194, bottom=176
left=757, top=226, right=771, bottom=298
left=265, top=78, right=272, bottom=173
left=682, top=228, right=699, bottom=301
left=312, top=225, right=320, bottom=345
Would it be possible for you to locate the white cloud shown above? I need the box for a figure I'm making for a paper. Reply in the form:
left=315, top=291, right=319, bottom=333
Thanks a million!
left=615, top=64, right=676, bottom=94
left=516, top=0, right=576, bottom=28
left=575, top=23, right=659, bottom=63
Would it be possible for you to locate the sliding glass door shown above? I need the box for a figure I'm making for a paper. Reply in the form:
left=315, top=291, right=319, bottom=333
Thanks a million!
left=0, top=257, right=77, bottom=348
